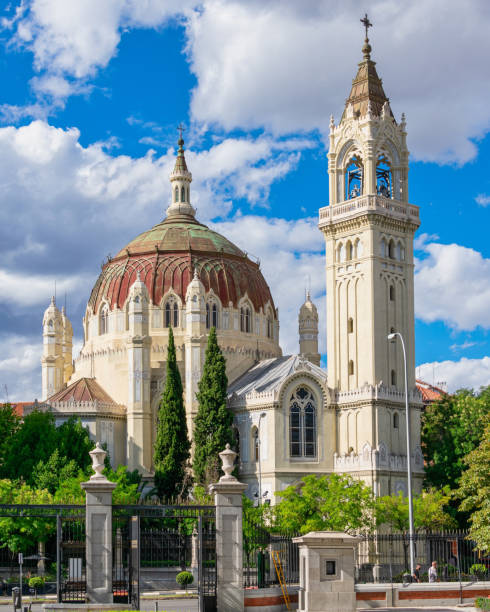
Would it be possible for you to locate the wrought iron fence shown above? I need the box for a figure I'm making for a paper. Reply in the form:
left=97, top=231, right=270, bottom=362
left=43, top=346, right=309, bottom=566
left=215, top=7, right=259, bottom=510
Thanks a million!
left=355, top=531, right=490, bottom=583
left=242, top=513, right=299, bottom=588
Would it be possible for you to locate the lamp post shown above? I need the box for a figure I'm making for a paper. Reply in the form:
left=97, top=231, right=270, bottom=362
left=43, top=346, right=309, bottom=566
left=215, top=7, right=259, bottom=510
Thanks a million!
left=257, top=412, right=267, bottom=505
left=387, top=332, right=415, bottom=578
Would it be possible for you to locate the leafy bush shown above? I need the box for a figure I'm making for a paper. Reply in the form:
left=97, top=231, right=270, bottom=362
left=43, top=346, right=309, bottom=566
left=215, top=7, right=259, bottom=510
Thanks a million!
left=28, top=576, right=45, bottom=598
left=470, top=564, right=488, bottom=580
left=176, top=570, right=194, bottom=591
left=476, top=597, right=490, bottom=611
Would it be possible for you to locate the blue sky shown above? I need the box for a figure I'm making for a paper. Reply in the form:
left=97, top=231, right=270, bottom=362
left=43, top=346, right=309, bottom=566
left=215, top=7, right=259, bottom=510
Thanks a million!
left=0, top=0, right=489, bottom=400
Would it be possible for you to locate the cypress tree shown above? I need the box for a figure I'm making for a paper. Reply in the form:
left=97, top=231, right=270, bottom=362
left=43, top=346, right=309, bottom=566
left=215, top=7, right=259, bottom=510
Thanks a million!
left=193, top=327, right=234, bottom=484
left=154, top=326, right=191, bottom=501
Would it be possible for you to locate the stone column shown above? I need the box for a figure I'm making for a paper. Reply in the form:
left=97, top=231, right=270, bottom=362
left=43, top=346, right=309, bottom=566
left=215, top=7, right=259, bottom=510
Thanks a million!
left=81, top=442, right=117, bottom=604
left=293, top=532, right=361, bottom=612
left=209, top=444, right=247, bottom=612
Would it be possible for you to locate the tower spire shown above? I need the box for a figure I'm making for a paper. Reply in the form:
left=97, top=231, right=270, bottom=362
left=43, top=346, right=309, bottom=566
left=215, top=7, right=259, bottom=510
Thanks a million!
left=341, top=15, right=392, bottom=121
left=166, top=123, right=195, bottom=220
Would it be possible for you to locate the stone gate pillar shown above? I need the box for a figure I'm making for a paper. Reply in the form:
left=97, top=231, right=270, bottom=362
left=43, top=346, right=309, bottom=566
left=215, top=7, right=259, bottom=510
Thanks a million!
left=81, top=442, right=117, bottom=604
left=293, top=532, right=361, bottom=612
left=209, top=444, right=247, bottom=612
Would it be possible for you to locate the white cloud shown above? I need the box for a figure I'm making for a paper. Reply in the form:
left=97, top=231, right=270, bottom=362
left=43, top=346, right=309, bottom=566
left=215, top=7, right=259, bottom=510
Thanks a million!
left=185, top=0, right=490, bottom=164
left=0, top=121, right=308, bottom=311
left=0, top=334, right=42, bottom=401
left=475, top=193, right=490, bottom=207
left=417, top=357, right=490, bottom=393
left=415, top=241, right=490, bottom=330
left=212, top=215, right=325, bottom=356
left=450, top=341, right=478, bottom=352
left=414, top=232, right=439, bottom=251
left=0, top=268, right=90, bottom=308
left=5, top=1, right=490, bottom=163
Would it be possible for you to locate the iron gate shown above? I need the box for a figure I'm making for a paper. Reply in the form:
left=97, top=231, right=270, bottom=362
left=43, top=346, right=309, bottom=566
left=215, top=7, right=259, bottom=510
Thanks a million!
left=114, top=504, right=216, bottom=612
left=57, top=508, right=86, bottom=603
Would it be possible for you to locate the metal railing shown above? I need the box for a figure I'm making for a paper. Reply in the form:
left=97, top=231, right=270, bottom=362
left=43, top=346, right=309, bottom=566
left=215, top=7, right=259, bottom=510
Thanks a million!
left=355, top=531, right=490, bottom=583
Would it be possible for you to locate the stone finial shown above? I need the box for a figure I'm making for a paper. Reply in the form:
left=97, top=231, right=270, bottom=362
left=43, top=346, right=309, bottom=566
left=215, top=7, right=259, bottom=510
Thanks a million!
left=329, top=114, right=335, bottom=129
left=219, top=443, right=237, bottom=482
left=88, top=441, right=107, bottom=480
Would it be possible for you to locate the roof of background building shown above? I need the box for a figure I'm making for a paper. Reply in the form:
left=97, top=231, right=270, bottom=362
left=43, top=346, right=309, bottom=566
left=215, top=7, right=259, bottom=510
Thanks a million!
left=228, top=355, right=327, bottom=400
left=416, top=379, right=446, bottom=404
left=48, top=377, right=119, bottom=405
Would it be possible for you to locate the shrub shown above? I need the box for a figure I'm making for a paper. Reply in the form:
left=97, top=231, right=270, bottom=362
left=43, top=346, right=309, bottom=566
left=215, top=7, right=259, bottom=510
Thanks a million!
left=470, top=564, right=488, bottom=580
left=176, top=570, right=194, bottom=592
left=28, top=576, right=45, bottom=597
left=476, top=597, right=490, bottom=611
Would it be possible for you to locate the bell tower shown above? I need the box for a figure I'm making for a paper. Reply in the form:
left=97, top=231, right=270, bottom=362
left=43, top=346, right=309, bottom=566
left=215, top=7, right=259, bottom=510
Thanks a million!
left=319, top=18, right=423, bottom=495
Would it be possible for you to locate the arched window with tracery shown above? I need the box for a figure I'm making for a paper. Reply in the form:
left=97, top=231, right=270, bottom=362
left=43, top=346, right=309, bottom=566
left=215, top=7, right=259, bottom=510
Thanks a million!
left=240, top=305, right=251, bottom=333
left=164, top=297, right=179, bottom=328
left=376, top=154, right=392, bottom=198
left=345, top=154, right=363, bottom=200
left=174, top=186, right=179, bottom=203
left=289, top=386, right=317, bottom=458
left=266, top=315, right=273, bottom=339
left=206, top=301, right=219, bottom=329
left=100, top=305, right=109, bottom=335
left=181, top=186, right=186, bottom=202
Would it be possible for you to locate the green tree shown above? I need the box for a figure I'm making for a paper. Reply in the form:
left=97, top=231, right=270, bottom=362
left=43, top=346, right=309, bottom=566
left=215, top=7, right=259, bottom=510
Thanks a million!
left=0, top=404, right=20, bottom=475
left=422, top=387, right=489, bottom=491
left=32, top=449, right=79, bottom=494
left=154, top=327, right=191, bottom=501
left=272, top=473, right=376, bottom=535
left=193, top=327, right=233, bottom=485
left=376, top=488, right=457, bottom=571
left=3, top=410, right=58, bottom=482
left=456, top=423, right=490, bottom=552
left=55, top=417, right=93, bottom=472
left=0, top=480, right=54, bottom=556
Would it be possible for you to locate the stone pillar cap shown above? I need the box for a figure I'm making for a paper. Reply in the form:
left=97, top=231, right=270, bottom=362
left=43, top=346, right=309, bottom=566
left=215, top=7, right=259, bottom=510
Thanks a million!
left=293, top=531, right=363, bottom=545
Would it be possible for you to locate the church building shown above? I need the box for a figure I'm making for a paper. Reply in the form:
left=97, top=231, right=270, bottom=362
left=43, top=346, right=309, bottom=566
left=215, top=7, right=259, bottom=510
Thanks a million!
left=38, top=28, right=424, bottom=501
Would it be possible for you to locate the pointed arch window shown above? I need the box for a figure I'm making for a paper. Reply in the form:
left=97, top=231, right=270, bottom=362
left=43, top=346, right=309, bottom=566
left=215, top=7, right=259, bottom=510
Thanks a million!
left=240, top=305, right=251, bottom=333
left=164, top=298, right=179, bottom=328
left=348, top=317, right=354, bottom=333
left=187, top=187, right=190, bottom=202
left=389, top=285, right=395, bottom=301
left=252, top=426, right=259, bottom=462
left=380, top=238, right=386, bottom=258
left=100, top=305, right=109, bottom=335
left=206, top=301, right=219, bottom=329
left=348, top=360, right=354, bottom=376
left=346, top=241, right=353, bottom=261
left=266, top=315, right=273, bottom=339
left=393, top=412, right=399, bottom=428
left=376, top=154, right=392, bottom=198
left=345, top=155, right=363, bottom=200
left=289, top=386, right=316, bottom=458
left=391, top=369, right=397, bottom=386
left=174, top=186, right=179, bottom=203
left=388, top=239, right=395, bottom=259
left=181, top=186, right=186, bottom=202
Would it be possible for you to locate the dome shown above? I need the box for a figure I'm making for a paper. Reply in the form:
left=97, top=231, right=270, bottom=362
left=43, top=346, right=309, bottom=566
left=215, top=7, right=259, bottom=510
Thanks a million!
left=87, top=215, right=276, bottom=316
left=299, top=292, right=318, bottom=319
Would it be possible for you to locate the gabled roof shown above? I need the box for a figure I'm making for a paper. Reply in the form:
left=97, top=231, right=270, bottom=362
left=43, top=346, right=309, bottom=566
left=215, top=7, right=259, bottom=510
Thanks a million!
left=228, top=355, right=327, bottom=402
left=48, top=377, right=118, bottom=405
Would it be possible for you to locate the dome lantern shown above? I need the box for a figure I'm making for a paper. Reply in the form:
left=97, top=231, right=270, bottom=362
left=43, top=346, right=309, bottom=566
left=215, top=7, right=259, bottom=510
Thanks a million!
left=167, top=124, right=195, bottom=220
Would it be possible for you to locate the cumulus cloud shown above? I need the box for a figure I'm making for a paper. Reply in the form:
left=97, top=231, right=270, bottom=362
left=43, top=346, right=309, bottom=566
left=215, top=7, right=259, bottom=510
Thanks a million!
left=414, top=241, right=490, bottom=330
left=0, top=120, right=309, bottom=316
left=4, top=1, right=490, bottom=163
left=212, top=215, right=326, bottom=355
left=417, top=357, right=490, bottom=393
left=185, top=0, right=490, bottom=164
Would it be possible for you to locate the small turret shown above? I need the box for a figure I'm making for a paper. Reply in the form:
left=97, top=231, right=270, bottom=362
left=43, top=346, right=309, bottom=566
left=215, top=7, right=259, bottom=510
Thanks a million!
left=41, top=296, right=64, bottom=400
left=166, top=125, right=195, bottom=219
left=298, top=292, right=320, bottom=366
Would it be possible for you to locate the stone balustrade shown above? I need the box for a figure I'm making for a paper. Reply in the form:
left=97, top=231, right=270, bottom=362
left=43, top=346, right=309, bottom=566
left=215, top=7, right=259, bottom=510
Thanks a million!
left=319, top=194, right=419, bottom=227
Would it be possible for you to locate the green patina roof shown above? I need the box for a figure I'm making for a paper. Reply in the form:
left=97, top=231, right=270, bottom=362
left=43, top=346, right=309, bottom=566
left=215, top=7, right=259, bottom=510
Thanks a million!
left=116, top=218, right=245, bottom=258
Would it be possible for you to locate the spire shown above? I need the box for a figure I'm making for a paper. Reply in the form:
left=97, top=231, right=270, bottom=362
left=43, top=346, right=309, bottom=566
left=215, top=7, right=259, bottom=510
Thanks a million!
left=341, top=14, right=393, bottom=122
left=166, top=124, right=196, bottom=220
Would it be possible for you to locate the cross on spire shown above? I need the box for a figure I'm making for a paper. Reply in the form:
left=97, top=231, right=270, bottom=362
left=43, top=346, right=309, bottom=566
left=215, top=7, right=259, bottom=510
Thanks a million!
left=177, top=123, right=185, bottom=142
left=360, top=13, right=372, bottom=39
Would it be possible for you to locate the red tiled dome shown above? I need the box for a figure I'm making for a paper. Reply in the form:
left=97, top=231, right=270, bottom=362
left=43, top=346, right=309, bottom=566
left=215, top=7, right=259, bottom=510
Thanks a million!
left=87, top=215, right=276, bottom=316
